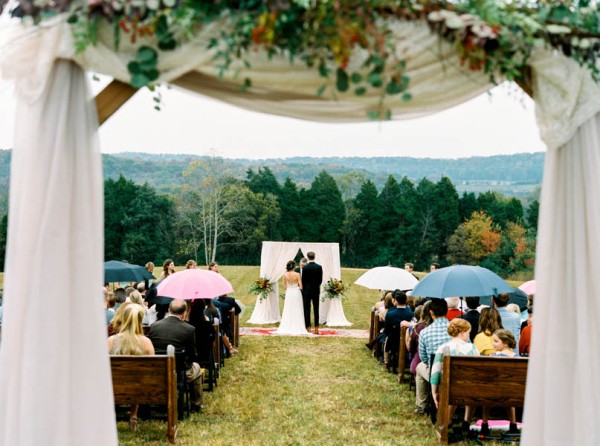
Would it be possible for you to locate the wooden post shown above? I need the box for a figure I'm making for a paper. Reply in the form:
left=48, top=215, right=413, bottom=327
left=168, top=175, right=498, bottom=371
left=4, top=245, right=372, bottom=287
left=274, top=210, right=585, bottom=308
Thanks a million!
left=95, top=80, right=137, bottom=126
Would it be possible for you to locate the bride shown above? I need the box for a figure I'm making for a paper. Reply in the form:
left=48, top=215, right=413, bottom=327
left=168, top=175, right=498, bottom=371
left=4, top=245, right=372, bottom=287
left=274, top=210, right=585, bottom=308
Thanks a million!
left=275, top=260, right=309, bottom=335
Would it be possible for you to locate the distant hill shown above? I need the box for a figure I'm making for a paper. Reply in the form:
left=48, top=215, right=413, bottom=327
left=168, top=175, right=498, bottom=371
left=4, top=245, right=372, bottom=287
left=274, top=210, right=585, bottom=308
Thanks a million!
left=0, top=150, right=545, bottom=215
left=105, top=151, right=544, bottom=196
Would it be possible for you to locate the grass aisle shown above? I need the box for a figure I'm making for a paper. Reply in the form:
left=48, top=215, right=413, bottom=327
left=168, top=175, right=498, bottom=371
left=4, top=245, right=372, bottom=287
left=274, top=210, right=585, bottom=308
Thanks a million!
left=119, top=335, right=441, bottom=446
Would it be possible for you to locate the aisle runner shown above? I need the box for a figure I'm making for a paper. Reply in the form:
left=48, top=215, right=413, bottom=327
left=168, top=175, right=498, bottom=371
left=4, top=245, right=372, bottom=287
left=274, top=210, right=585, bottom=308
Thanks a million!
left=240, top=327, right=369, bottom=339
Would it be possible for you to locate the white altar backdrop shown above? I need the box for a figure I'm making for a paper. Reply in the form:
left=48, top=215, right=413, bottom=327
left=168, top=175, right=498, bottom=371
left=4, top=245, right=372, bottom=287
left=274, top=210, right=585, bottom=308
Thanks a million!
left=247, top=242, right=342, bottom=325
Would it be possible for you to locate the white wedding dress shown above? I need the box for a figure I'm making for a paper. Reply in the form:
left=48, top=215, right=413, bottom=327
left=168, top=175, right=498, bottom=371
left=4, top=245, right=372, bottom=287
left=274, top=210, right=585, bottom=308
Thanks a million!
left=275, top=282, right=309, bottom=335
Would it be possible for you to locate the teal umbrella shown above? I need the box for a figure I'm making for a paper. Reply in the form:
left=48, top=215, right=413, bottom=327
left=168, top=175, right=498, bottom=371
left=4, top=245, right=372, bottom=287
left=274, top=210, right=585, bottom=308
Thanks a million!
left=411, top=265, right=514, bottom=298
left=104, top=260, right=153, bottom=283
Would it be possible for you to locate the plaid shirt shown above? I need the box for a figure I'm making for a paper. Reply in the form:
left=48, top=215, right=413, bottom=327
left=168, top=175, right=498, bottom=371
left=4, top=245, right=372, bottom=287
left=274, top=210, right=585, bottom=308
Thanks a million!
left=418, top=317, right=451, bottom=367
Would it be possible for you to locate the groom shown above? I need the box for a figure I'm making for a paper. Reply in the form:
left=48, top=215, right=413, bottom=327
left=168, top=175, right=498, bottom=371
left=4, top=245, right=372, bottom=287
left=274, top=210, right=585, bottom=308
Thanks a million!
left=302, top=252, right=323, bottom=334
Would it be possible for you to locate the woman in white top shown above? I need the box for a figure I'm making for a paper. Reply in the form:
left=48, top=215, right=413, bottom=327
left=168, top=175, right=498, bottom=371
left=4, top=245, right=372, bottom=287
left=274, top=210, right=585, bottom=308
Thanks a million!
left=275, top=261, right=309, bottom=335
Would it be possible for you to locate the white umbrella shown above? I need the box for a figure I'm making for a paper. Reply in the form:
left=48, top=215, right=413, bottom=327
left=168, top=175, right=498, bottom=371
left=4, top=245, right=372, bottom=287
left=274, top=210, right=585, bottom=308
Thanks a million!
left=354, top=266, right=419, bottom=291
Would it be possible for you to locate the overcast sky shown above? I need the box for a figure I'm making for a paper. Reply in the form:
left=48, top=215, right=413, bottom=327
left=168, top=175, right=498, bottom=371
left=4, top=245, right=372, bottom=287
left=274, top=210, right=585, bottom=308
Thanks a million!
left=0, top=78, right=545, bottom=159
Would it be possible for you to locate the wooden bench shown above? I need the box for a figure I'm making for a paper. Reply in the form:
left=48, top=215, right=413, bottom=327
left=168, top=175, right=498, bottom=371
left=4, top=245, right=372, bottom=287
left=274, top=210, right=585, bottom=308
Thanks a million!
left=110, top=347, right=178, bottom=443
left=397, top=325, right=410, bottom=383
left=369, top=308, right=377, bottom=343
left=231, top=308, right=240, bottom=348
left=435, top=355, right=528, bottom=445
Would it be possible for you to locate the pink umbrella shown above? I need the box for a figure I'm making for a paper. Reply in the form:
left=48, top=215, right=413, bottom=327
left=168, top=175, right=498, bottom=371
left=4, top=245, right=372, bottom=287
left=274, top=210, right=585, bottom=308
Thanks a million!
left=519, top=280, right=536, bottom=295
left=156, top=269, right=234, bottom=300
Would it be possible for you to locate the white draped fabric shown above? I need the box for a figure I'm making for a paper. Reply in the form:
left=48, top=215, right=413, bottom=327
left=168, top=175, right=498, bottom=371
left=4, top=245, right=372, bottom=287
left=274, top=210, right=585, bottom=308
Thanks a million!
left=247, top=242, right=299, bottom=324
left=324, top=298, right=352, bottom=327
left=1, top=10, right=600, bottom=445
left=0, top=60, right=117, bottom=445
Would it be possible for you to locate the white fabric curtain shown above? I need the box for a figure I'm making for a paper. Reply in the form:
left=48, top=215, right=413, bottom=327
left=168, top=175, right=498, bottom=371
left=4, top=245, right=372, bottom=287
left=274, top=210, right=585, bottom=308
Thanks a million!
left=521, top=51, right=600, bottom=445
left=247, top=241, right=300, bottom=324
left=0, top=60, right=116, bottom=445
left=522, top=112, right=600, bottom=446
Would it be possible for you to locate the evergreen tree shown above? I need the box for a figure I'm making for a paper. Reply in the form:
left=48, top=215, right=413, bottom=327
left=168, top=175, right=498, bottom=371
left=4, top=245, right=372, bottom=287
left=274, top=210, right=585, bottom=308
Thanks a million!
left=302, top=171, right=345, bottom=242
left=104, top=175, right=176, bottom=265
left=377, top=176, right=402, bottom=264
left=459, top=192, right=478, bottom=222
left=526, top=199, right=540, bottom=230
left=278, top=178, right=302, bottom=241
left=246, top=166, right=281, bottom=197
left=347, top=180, right=381, bottom=265
left=434, top=176, right=460, bottom=259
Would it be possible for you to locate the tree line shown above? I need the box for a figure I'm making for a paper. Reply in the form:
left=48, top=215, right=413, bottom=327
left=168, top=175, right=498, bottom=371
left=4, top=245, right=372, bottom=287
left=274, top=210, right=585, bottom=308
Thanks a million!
left=0, top=158, right=538, bottom=276
left=96, top=159, right=538, bottom=277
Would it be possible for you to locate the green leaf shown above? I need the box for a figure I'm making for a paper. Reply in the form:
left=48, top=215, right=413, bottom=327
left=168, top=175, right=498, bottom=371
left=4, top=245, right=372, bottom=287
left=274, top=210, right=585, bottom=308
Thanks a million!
left=354, top=86, right=367, bottom=96
left=158, top=37, right=177, bottom=51
left=127, top=61, right=141, bottom=74
left=131, top=73, right=150, bottom=89
left=318, top=60, right=329, bottom=77
left=317, top=84, right=327, bottom=97
left=147, top=69, right=160, bottom=82
left=367, top=72, right=382, bottom=88
left=336, top=68, right=349, bottom=92
left=350, top=72, right=362, bottom=84
left=386, top=81, right=401, bottom=95
left=367, top=110, right=381, bottom=120
left=137, top=46, right=157, bottom=64
left=402, top=92, right=413, bottom=102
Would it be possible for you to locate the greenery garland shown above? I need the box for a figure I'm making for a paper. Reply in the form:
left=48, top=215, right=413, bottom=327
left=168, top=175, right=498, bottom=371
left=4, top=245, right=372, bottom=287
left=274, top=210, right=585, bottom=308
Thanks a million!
left=3, top=1, right=599, bottom=118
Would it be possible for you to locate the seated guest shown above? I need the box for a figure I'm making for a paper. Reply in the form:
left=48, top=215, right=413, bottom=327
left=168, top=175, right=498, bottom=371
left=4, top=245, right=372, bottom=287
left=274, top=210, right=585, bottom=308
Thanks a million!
left=445, top=297, right=465, bottom=321
left=186, top=259, right=197, bottom=269
left=208, top=262, right=219, bottom=273
left=519, top=307, right=533, bottom=356
left=480, top=329, right=519, bottom=437
left=365, top=293, right=393, bottom=352
left=415, top=298, right=450, bottom=414
left=493, top=293, right=521, bottom=353
left=378, top=292, right=394, bottom=322
left=127, top=290, right=144, bottom=306
left=204, top=298, right=221, bottom=323
left=107, top=303, right=154, bottom=431
left=473, top=307, right=503, bottom=355
left=506, top=303, right=521, bottom=316
left=218, top=294, right=242, bottom=346
left=213, top=297, right=238, bottom=356
left=408, top=300, right=433, bottom=375
left=105, top=291, right=116, bottom=325
left=114, top=287, right=126, bottom=311
left=149, top=300, right=204, bottom=412
left=460, top=297, right=480, bottom=342
left=107, top=302, right=131, bottom=337
left=383, top=290, right=414, bottom=369
left=188, top=300, right=216, bottom=363
left=430, top=318, right=479, bottom=433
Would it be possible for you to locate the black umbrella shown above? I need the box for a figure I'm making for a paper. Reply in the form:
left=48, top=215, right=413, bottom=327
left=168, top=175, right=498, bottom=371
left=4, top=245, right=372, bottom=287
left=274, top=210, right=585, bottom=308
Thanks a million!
left=104, top=260, right=154, bottom=283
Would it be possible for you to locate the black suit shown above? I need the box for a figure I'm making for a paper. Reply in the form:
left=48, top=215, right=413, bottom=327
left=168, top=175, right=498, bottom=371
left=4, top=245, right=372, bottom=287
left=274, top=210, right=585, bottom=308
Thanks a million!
left=302, top=261, right=323, bottom=328
left=148, top=315, right=198, bottom=368
left=460, top=310, right=481, bottom=342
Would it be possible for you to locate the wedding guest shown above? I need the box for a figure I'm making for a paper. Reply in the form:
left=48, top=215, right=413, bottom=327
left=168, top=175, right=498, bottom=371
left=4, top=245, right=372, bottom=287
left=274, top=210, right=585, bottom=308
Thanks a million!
left=159, top=259, right=175, bottom=280
left=114, top=287, right=126, bottom=312
left=208, top=262, right=219, bottom=273
left=149, top=300, right=204, bottom=412
left=493, top=293, right=521, bottom=353
left=479, top=329, right=519, bottom=438
left=105, top=291, right=116, bottom=325
left=506, top=303, right=521, bottom=316
left=188, top=300, right=216, bottom=364
left=445, top=297, right=465, bottom=321
left=127, top=290, right=144, bottom=306
left=383, top=290, right=414, bottom=370
left=186, top=259, right=197, bottom=269
left=107, top=302, right=131, bottom=336
left=519, top=307, right=533, bottom=356
left=408, top=300, right=433, bottom=375
left=107, top=303, right=154, bottom=431
left=415, top=298, right=450, bottom=414
left=460, top=297, right=480, bottom=342
left=404, top=262, right=419, bottom=280
left=430, top=262, right=440, bottom=272
left=473, top=307, right=503, bottom=355
left=430, top=318, right=479, bottom=434
left=378, top=292, right=394, bottom=322
left=145, top=262, right=156, bottom=277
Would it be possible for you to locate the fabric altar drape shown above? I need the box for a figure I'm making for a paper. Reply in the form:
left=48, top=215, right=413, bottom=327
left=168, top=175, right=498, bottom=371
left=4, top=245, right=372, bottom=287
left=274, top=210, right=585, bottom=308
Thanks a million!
left=0, top=60, right=116, bottom=445
left=247, top=241, right=299, bottom=324
left=521, top=51, right=600, bottom=445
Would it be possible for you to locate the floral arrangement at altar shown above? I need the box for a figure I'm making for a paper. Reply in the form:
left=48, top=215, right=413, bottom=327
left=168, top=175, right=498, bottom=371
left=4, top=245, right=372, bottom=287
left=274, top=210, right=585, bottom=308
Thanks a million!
left=249, top=277, right=273, bottom=301
left=321, top=278, right=350, bottom=301
left=2, top=1, right=598, bottom=118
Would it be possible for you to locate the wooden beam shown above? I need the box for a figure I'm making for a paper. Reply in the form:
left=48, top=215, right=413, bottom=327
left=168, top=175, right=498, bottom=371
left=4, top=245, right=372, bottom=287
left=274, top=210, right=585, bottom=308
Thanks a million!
left=515, top=66, right=533, bottom=98
left=95, top=80, right=137, bottom=126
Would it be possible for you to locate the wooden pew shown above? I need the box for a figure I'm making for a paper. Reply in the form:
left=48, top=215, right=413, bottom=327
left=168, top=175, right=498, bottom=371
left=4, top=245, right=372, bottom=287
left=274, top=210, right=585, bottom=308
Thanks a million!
left=435, top=355, right=528, bottom=445
left=110, top=347, right=178, bottom=443
left=231, top=308, right=239, bottom=348
left=369, top=308, right=377, bottom=343
left=397, top=325, right=410, bottom=383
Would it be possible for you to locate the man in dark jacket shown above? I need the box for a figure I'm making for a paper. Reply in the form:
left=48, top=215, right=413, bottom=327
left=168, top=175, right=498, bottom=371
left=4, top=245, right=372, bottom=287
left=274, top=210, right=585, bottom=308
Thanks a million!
left=460, top=296, right=480, bottom=342
left=149, top=299, right=204, bottom=411
left=301, top=251, right=323, bottom=334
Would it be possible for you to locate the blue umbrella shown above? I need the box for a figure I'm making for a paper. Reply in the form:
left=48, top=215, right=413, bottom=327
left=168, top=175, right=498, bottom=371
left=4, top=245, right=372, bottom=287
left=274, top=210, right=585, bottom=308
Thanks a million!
left=411, top=265, right=514, bottom=298
left=104, top=260, right=154, bottom=283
